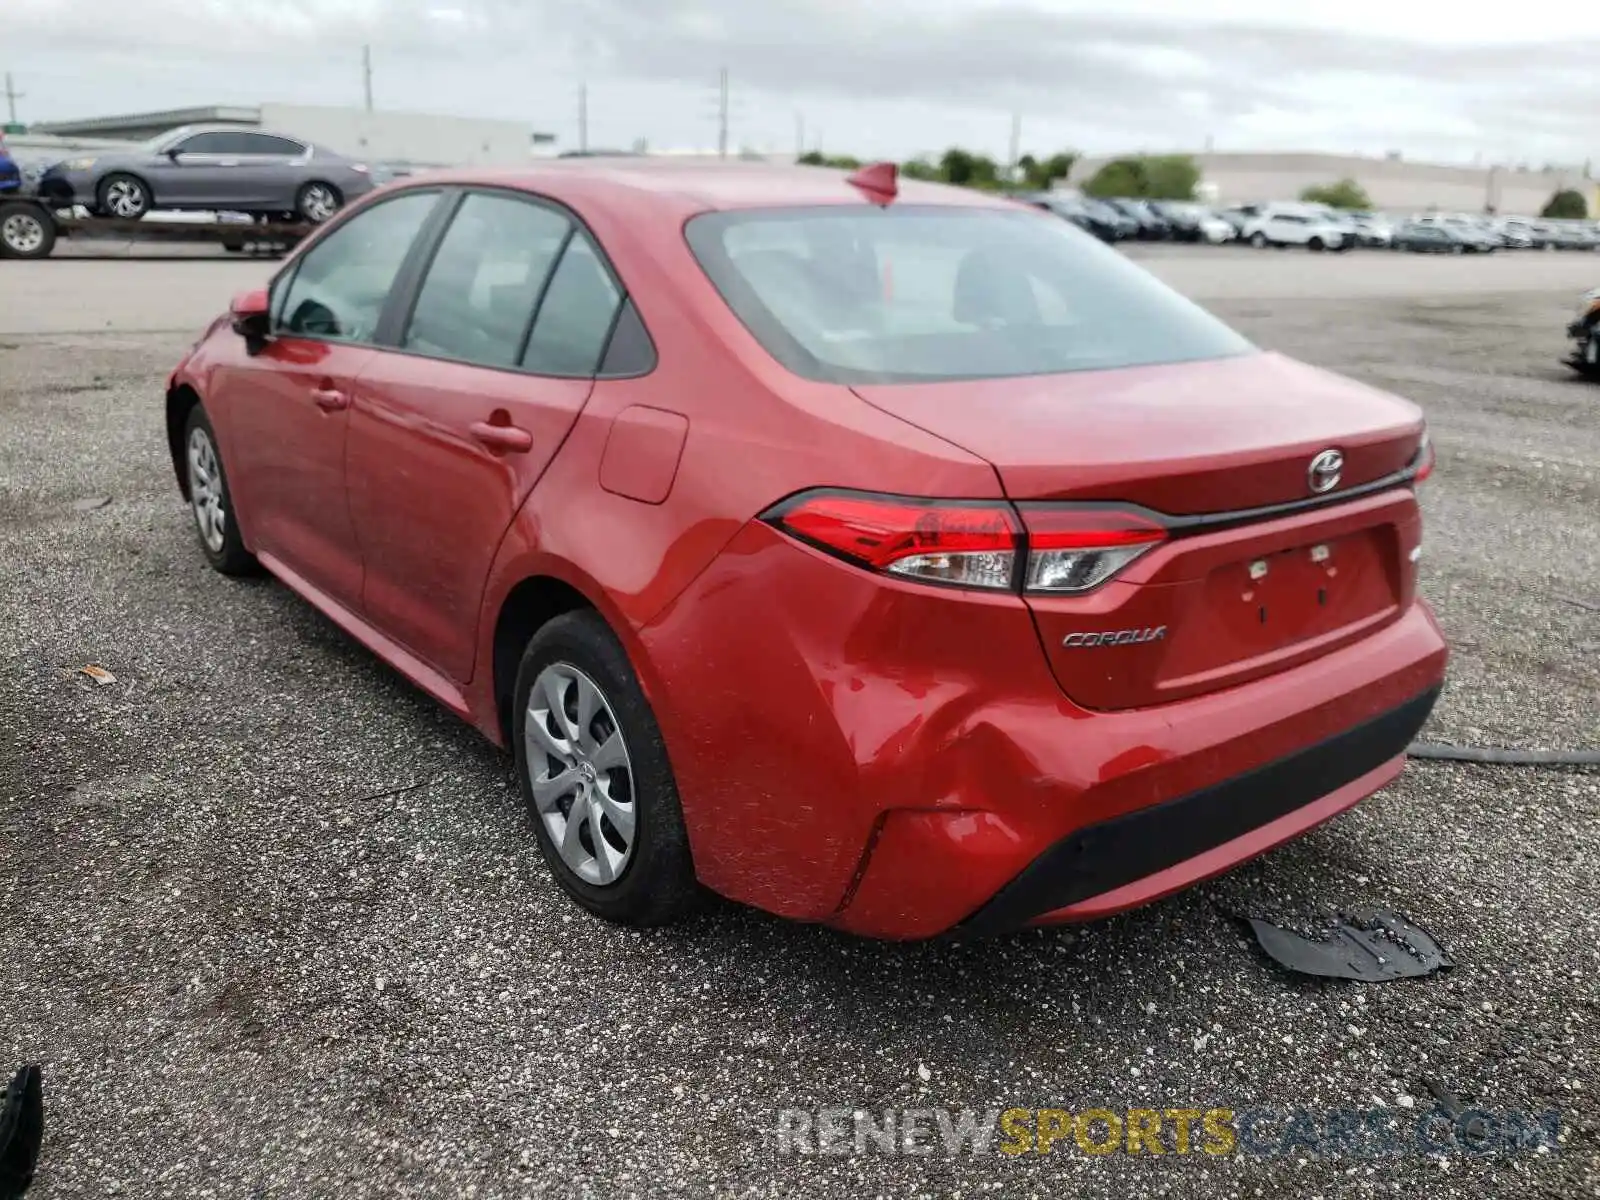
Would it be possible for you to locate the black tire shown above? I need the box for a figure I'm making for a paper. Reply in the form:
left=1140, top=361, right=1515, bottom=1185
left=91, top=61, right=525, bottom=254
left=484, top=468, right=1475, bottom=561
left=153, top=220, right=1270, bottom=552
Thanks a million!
left=1576, top=324, right=1600, bottom=379
left=96, top=172, right=151, bottom=220
left=512, top=611, right=698, bottom=927
left=1249, top=232, right=1268, bottom=248
left=1308, top=237, right=1325, bottom=252
left=182, top=405, right=257, bottom=576
left=294, top=181, right=343, bottom=224
left=0, top=202, right=56, bottom=259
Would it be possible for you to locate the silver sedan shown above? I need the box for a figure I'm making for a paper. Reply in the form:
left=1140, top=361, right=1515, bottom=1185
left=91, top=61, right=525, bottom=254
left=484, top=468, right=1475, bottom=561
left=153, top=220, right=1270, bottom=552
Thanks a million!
left=37, top=124, right=378, bottom=224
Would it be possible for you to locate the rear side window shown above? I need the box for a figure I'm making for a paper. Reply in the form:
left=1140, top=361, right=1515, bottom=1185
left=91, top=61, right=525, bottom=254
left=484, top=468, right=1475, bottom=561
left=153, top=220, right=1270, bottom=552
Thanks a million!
left=686, top=206, right=1253, bottom=384
left=275, top=190, right=439, bottom=343
left=521, top=235, right=622, bottom=376
left=173, top=132, right=233, bottom=154
left=404, top=192, right=572, bottom=368
left=238, top=133, right=306, bottom=156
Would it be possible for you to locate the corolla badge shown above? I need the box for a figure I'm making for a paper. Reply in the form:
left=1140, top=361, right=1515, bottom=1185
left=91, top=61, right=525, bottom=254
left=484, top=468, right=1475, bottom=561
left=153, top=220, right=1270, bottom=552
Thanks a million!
left=1307, top=448, right=1344, bottom=495
left=1062, top=626, right=1167, bottom=648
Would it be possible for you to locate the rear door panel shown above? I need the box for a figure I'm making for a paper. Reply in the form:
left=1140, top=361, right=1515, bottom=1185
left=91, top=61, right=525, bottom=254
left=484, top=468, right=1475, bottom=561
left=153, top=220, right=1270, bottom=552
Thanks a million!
left=345, top=356, right=592, bottom=681
left=344, top=188, right=614, bottom=683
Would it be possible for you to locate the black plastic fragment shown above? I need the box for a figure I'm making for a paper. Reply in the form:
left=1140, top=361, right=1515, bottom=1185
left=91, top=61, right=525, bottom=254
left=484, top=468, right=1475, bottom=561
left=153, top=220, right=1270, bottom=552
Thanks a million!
left=1421, top=1077, right=1490, bottom=1147
left=0, top=1064, right=43, bottom=1200
left=1242, top=908, right=1452, bottom=982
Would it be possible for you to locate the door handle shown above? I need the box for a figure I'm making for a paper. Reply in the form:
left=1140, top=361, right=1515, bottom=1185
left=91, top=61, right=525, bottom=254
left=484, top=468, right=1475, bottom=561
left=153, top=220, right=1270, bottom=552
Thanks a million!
left=469, top=421, right=533, bottom=453
left=311, top=387, right=349, bottom=412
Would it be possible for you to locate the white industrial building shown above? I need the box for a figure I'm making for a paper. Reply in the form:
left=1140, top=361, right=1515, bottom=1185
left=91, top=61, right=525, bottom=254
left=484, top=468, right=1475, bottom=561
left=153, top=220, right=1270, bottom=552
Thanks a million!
left=1068, top=151, right=1597, bottom=216
left=28, top=103, right=556, bottom=169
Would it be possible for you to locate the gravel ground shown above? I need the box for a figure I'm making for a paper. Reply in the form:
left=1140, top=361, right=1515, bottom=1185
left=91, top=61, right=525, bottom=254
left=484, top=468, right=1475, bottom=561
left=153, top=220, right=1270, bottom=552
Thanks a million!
left=0, top=251, right=1596, bottom=1198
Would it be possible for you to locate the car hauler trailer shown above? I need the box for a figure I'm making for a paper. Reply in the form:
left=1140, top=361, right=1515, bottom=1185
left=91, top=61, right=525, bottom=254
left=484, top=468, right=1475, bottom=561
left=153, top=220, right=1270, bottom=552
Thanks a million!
left=0, top=196, right=310, bottom=260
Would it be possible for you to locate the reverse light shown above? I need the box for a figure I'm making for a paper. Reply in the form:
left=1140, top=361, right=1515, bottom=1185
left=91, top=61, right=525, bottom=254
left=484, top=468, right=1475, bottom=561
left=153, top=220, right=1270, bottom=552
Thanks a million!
left=768, top=492, right=1020, bottom=590
left=1018, top=506, right=1167, bottom=594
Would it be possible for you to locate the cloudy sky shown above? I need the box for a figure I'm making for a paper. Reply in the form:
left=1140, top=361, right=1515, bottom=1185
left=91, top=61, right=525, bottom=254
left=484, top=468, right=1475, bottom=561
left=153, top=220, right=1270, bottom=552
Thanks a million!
left=8, top=0, right=1598, bottom=167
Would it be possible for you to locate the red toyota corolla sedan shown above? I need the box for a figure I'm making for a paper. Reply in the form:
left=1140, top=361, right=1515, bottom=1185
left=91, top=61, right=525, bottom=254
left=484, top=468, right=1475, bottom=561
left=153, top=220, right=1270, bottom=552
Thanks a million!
left=164, top=161, right=1447, bottom=939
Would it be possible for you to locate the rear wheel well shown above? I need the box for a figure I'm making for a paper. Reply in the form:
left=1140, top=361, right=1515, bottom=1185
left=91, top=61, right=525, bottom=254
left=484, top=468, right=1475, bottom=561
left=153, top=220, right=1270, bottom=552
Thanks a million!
left=166, top=384, right=202, bottom=497
left=492, top=577, right=592, bottom=743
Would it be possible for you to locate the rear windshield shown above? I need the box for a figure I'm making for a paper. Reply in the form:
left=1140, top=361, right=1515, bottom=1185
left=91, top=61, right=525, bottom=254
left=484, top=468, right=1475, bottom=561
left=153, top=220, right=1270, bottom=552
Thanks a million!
left=685, top=205, right=1253, bottom=384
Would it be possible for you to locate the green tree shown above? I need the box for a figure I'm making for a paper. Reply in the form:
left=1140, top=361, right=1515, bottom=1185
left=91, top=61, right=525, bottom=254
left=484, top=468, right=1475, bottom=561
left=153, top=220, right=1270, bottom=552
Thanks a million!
left=900, top=156, right=940, bottom=181
left=1017, top=151, right=1078, bottom=190
left=1042, top=152, right=1077, bottom=185
left=1299, top=178, right=1373, bottom=209
left=939, top=148, right=979, bottom=186
left=797, top=150, right=826, bottom=166
left=1083, top=158, right=1148, bottom=198
left=1142, top=155, right=1200, bottom=200
left=1083, top=154, right=1199, bottom=200
left=1542, top=188, right=1588, bottom=219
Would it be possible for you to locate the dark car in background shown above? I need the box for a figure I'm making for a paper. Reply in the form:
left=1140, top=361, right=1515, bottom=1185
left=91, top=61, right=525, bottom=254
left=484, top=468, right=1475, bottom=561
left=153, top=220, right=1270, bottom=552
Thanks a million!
left=37, top=124, right=377, bottom=223
left=1150, top=201, right=1208, bottom=242
left=1021, top=193, right=1126, bottom=242
left=1102, top=197, right=1173, bottom=240
left=1391, top=222, right=1468, bottom=254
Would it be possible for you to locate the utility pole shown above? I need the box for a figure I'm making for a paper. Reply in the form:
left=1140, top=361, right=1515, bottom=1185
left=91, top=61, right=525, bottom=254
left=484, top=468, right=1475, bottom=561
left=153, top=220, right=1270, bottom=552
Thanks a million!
left=578, top=82, right=589, bottom=154
left=3, top=72, right=23, bottom=126
left=716, top=67, right=729, bottom=159
left=795, top=112, right=805, bottom=159
left=361, top=45, right=373, bottom=112
left=1007, top=111, right=1021, bottom=177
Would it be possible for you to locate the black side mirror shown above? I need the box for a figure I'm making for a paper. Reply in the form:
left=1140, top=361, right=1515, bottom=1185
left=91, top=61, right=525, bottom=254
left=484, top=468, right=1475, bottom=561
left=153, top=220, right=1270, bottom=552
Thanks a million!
left=166, top=148, right=183, bottom=162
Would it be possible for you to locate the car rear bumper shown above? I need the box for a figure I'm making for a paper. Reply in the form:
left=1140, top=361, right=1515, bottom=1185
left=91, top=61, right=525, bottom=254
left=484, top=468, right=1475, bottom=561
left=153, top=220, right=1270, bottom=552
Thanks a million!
left=948, top=685, right=1437, bottom=937
left=828, top=597, right=1445, bottom=938
left=645, top=523, right=1449, bottom=938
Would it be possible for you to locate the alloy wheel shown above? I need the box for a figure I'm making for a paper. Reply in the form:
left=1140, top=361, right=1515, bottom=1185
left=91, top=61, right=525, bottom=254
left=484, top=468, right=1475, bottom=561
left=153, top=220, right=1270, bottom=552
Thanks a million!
left=0, top=212, right=44, bottom=255
left=105, top=179, right=146, bottom=218
left=186, top=427, right=227, bottom=554
left=525, top=663, right=637, bottom=886
left=300, top=185, right=339, bottom=223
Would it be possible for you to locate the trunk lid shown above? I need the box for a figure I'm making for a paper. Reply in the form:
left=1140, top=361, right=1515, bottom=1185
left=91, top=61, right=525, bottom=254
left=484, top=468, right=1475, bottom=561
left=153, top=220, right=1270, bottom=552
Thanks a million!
left=853, top=351, right=1427, bottom=710
left=851, top=351, right=1422, bottom=512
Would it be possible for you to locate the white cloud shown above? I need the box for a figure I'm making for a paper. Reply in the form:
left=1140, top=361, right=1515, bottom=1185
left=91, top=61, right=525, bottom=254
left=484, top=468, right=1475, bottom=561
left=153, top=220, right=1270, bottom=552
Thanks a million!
left=8, top=0, right=1600, bottom=165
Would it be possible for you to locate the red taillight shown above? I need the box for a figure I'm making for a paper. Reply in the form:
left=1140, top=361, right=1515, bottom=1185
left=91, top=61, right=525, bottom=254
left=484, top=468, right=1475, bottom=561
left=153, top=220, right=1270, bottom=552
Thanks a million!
left=1018, top=506, right=1167, bottom=593
left=1413, top=430, right=1435, bottom=483
left=765, top=491, right=1167, bottom=595
left=768, top=492, right=1020, bottom=590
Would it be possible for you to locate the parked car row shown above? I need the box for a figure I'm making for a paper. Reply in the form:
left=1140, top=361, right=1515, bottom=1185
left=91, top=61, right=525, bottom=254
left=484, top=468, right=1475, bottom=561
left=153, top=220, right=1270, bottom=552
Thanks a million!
left=1024, top=191, right=1600, bottom=255
left=1020, top=194, right=1235, bottom=244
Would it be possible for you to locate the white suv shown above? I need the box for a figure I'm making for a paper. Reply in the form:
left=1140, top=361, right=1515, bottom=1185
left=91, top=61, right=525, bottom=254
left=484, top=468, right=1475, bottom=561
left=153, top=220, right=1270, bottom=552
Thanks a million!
left=1241, top=205, right=1350, bottom=252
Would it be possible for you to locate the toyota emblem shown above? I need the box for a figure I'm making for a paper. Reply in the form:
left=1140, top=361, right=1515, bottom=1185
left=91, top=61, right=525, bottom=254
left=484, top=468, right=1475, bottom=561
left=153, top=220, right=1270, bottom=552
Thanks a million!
left=1307, top=449, right=1343, bottom=495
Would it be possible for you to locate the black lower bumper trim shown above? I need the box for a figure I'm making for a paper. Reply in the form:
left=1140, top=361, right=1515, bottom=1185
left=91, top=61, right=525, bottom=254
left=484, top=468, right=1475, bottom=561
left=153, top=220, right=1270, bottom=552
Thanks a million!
left=954, top=686, right=1441, bottom=938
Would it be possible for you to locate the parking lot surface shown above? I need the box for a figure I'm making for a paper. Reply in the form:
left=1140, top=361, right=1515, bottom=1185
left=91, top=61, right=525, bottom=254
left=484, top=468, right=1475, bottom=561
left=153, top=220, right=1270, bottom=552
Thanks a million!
left=1, top=248, right=1596, bottom=1198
